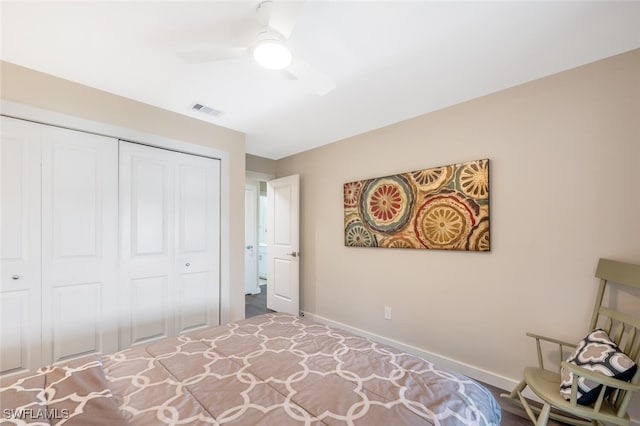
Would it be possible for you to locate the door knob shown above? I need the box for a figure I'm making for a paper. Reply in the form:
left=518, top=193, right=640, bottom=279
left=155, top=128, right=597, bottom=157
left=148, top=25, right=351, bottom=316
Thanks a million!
left=11, top=275, right=21, bottom=280
left=185, top=263, right=190, bottom=267
left=287, top=252, right=300, bottom=258
left=246, top=245, right=254, bottom=250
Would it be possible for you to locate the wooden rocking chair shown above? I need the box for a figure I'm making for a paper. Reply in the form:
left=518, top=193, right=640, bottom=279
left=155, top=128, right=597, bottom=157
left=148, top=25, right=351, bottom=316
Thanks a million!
left=501, top=258, right=640, bottom=426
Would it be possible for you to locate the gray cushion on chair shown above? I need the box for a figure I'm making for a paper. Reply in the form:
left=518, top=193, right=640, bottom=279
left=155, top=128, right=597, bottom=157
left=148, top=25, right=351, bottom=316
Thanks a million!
left=560, top=329, right=637, bottom=405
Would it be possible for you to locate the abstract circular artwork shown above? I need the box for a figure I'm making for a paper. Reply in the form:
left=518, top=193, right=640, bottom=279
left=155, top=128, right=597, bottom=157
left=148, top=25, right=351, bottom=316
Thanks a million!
left=344, top=159, right=490, bottom=251
left=358, top=175, right=415, bottom=234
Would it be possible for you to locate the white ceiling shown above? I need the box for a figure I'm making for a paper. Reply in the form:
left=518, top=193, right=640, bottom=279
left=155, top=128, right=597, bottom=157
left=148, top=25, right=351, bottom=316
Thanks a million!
left=2, top=1, right=639, bottom=160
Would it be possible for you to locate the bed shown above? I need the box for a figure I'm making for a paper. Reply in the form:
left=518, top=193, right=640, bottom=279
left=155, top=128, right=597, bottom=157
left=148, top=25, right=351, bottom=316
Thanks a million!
left=1, top=313, right=501, bottom=425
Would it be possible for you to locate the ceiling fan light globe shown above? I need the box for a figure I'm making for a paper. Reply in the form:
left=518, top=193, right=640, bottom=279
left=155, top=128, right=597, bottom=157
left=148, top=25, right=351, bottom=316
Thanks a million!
left=253, top=41, right=292, bottom=70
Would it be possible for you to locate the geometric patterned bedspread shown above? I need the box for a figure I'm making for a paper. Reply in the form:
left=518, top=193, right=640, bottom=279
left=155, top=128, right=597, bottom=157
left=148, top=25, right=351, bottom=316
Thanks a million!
left=1, top=313, right=501, bottom=425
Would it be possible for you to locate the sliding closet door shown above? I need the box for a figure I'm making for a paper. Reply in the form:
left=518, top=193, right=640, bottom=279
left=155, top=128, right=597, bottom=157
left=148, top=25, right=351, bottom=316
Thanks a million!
left=0, top=117, right=42, bottom=375
left=120, top=141, right=220, bottom=347
left=41, top=126, right=118, bottom=364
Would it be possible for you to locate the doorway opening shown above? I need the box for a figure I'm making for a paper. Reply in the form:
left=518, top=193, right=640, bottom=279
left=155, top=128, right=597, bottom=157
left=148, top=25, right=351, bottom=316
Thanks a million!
left=245, top=177, right=271, bottom=318
left=245, top=172, right=300, bottom=318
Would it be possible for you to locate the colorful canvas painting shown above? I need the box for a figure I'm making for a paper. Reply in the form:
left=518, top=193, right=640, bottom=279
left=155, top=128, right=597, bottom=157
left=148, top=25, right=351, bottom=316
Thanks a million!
left=344, top=159, right=490, bottom=251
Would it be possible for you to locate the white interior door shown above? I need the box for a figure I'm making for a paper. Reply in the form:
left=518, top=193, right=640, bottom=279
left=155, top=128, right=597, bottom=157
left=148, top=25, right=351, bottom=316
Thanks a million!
left=41, top=126, right=118, bottom=364
left=0, top=117, right=42, bottom=375
left=266, top=174, right=300, bottom=316
left=174, top=152, right=220, bottom=334
left=120, top=141, right=220, bottom=347
left=245, top=183, right=259, bottom=295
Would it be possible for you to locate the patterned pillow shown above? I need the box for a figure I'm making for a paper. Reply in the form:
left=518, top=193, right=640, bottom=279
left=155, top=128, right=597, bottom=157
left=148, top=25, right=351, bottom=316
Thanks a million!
left=560, top=329, right=637, bottom=405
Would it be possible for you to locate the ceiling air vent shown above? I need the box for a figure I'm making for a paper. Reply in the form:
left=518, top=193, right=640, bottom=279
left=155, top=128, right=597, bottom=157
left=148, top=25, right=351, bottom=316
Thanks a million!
left=191, top=103, right=222, bottom=117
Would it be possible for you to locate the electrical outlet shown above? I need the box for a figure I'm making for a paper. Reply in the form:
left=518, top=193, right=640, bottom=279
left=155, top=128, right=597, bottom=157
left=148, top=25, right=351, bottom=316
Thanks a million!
left=384, top=306, right=392, bottom=320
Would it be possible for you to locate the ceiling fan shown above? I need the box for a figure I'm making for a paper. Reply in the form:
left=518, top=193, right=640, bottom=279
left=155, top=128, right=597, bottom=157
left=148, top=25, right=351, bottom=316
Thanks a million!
left=177, top=0, right=336, bottom=96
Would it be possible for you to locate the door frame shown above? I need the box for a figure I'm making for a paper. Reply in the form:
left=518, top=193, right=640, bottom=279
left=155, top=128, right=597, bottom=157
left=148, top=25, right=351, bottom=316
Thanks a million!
left=245, top=171, right=274, bottom=310
left=2, top=100, right=234, bottom=324
left=244, top=181, right=260, bottom=295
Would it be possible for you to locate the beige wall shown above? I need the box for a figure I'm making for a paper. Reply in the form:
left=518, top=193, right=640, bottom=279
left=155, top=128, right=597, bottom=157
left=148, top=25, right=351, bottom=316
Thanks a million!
left=246, top=153, right=277, bottom=176
left=1, top=61, right=247, bottom=323
left=276, top=49, right=640, bottom=401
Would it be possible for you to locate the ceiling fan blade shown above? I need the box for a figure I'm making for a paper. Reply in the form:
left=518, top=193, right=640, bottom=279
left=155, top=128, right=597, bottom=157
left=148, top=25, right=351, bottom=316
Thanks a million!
left=177, top=47, right=248, bottom=64
left=268, top=0, right=304, bottom=39
left=286, top=57, right=336, bottom=96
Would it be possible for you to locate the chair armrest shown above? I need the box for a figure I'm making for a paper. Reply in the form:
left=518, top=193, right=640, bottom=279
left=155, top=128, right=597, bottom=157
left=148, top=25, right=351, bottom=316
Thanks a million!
left=561, top=362, right=640, bottom=393
left=561, top=361, right=640, bottom=413
left=526, top=332, right=577, bottom=348
left=526, top=332, right=577, bottom=370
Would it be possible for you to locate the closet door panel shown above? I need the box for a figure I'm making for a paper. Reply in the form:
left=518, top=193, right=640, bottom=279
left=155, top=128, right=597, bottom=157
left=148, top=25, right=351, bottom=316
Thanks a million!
left=41, top=126, right=118, bottom=364
left=0, top=293, right=30, bottom=371
left=0, top=117, right=42, bottom=375
left=52, top=282, right=101, bottom=360
left=130, top=276, right=169, bottom=343
left=179, top=165, right=208, bottom=252
left=120, top=141, right=174, bottom=347
left=177, top=272, right=208, bottom=332
left=132, top=158, right=168, bottom=256
left=175, top=154, right=220, bottom=334
left=52, top=143, right=99, bottom=257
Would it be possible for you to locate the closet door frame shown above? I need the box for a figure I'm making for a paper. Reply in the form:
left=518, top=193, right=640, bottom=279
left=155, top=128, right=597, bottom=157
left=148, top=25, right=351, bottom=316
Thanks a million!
left=2, top=100, right=233, bottom=325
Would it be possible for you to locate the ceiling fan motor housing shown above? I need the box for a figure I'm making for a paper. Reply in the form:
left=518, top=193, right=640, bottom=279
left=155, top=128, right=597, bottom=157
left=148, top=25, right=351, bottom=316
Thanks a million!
left=253, top=29, right=291, bottom=70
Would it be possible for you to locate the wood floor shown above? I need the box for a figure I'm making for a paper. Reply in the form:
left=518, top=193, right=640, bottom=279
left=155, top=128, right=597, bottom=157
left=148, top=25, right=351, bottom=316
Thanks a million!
left=483, top=383, right=570, bottom=426
left=245, top=284, right=271, bottom=318
left=244, top=290, right=570, bottom=425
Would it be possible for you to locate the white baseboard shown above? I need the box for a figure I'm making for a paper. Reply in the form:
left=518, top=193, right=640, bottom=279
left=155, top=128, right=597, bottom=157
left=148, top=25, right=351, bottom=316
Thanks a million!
left=302, top=312, right=640, bottom=426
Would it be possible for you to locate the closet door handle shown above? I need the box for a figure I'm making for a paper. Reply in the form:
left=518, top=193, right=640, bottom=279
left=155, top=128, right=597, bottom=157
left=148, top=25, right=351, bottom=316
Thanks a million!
left=11, top=275, right=21, bottom=280
left=185, top=263, right=190, bottom=267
